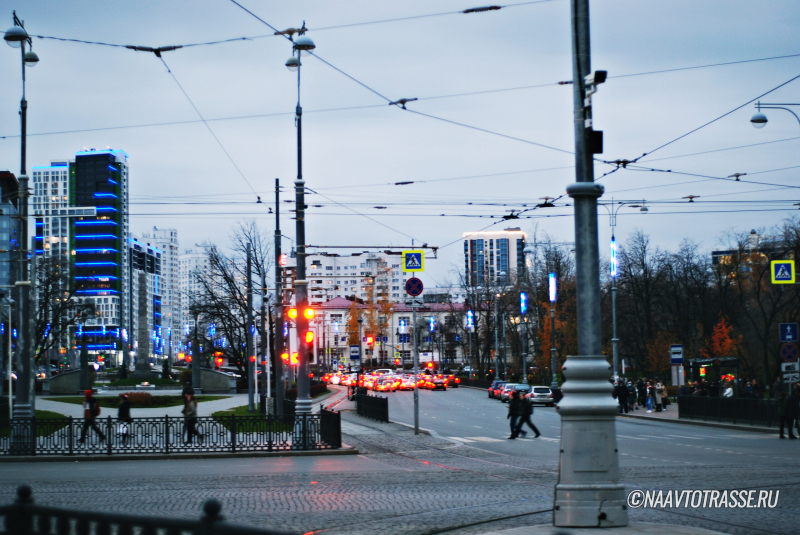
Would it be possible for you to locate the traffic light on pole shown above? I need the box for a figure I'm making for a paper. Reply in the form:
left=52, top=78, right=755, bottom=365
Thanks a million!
left=305, top=331, right=314, bottom=344
left=281, top=352, right=289, bottom=362
left=394, top=358, right=400, bottom=366
left=288, top=308, right=298, bottom=320
left=291, top=353, right=298, bottom=365
left=366, top=336, right=374, bottom=347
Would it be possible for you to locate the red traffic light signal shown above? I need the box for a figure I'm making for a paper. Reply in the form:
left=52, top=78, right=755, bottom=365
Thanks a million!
left=281, top=352, right=289, bottom=362
left=304, top=308, right=315, bottom=320
left=305, top=331, right=314, bottom=344
left=288, top=308, right=298, bottom=320
left=215, top=357, right=224, bottom=367
left=394, top=358, right=400, bottom=366
left=427, top=362, right=434, bottom=369
left=291, top=353, right=298, bottom=364
left=250, top=355, right=256, bottom=363
left=366, top=336, right=374, bottom=347
left=279, top=253, right=288, bottom=266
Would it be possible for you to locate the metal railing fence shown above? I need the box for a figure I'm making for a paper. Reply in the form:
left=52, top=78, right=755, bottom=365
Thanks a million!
left=0, top=412, right=341, bottom=456
left=678, top=396, right=777, bottom=427
left=0, top=485, right=296, bottom=535
left=356, top=394, right=389, bottom=422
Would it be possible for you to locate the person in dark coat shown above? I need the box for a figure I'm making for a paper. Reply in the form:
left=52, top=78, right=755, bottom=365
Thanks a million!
left=78, top=390, right=106, bottom=444
left=507, top=390, right=523, bottom=439
left=637, top=378, right=647, bottom=407
left=777, top=390, right=790, bottom=439
left=118, top=394, right=132, bottom=445
left=786, top=387, right=800, bottom=440
left=616, top=381, right=629, bottom=413
left=627, top=381, right=637, bottom=410
left=514, top=394, right=541, bottom=438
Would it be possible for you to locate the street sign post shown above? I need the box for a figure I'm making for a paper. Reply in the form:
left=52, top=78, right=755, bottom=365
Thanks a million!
left=781, top=343, right=798, bottom=363
left=780, top=323, right=799, bottom=343
left=402, top=250, right=425, bottom=272
left=771, top=260, right=795, bottom=284
left=784, top=372, right=799, bottom=383
left=349, top=345, right=360, bottom=360
left=405, top=277, right=424, bottom=296
left=669, top=344, right=684, bottom=365
left=781, top=362, right=799, bottom=373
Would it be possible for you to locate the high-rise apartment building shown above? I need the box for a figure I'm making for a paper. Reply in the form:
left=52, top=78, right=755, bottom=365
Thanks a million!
left=463, top=227, right=526, bottom=287
left=0, top=171, right=20, bottom=289
left=129, top=234, right=163, bottom=363
left=179, top=248, right=209, bottom=332
left=32, top=149, right=129, bottom=359
left=141, top=227, right=179, bottom=341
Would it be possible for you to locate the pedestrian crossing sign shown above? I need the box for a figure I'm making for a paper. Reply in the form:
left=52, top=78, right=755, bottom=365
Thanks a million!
left=771, top=260, right=795, bottom=284
left=402, top=250, right=425, bottom=272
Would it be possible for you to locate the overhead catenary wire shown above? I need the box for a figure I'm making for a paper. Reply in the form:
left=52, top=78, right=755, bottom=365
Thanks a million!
left=157, top=56, right=259, bottom=197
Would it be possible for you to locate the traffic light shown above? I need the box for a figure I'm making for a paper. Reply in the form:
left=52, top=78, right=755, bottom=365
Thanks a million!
left=305, top=331, right=314, bottom=344
left=250, top=355, right=256, bottom=363
left=215, top=357, right=224, bottom=367
left=281, top=352, right=289, bottom=362
left=279, top=253, right=288, bottom=266
left=304, top=308, right=315, bottom=320
left=427, top=362, right=434, bottom=369
left=291, top=353, right=298, bottom=365
left=366, top=336, right=374, bottom=347
left=288, top=308, right=298, bottom=320
left=394, top=358, right=400, bottom=366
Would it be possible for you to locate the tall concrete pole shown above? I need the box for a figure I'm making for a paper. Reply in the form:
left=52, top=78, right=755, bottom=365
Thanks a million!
left=293, top=53, right=311, bottom=415
left=274, top=179, right=284, bottom=416
left=260, top=268, right=270, bottom=408
left=412, top=305, right=419, bottom=435
left=246, top=243, right=255, bottom=412
left=493, top=298, right=499, bottom=379
left=554, top=0, right=627, bottom=526
left=192, top=313, right=201, bottom=394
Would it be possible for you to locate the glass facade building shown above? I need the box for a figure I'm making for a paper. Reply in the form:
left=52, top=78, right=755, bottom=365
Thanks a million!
left=463, top=228, right=526, bottom=287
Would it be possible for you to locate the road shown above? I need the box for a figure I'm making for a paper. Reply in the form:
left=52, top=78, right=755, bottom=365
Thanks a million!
left=1, top=387, right=798, bottom=535
left=382, top=386, right=800, bottom=468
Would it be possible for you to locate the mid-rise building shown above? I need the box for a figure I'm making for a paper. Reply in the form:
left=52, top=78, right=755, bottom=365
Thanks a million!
left=129, top=234, right=163, bottom=364
left=463, top=227, right=526, bottom=287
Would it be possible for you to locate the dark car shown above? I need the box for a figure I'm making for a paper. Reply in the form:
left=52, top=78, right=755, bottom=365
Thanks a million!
left=488, top=380, right=506, bottom=399
left=446, top=374, right=460, bottom=388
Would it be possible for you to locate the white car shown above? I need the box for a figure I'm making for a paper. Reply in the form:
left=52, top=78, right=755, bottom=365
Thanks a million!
left=527, top=386, right=555, bottom=407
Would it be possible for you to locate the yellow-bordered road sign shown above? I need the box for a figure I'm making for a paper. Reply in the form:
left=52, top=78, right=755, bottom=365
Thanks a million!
left=402, top=250, right=425, bottom=272
left=771, top=260, right=795, bottom=284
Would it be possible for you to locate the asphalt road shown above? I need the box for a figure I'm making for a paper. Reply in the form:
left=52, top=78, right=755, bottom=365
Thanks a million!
left=383, top=386, right=800, bottom=468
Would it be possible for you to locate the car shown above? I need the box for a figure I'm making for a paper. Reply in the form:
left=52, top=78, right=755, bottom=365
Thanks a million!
left=500, top=383, right=519, bottom=402
left=488, top=380, right=506, bottom=399
left=374, top=378, right=396, bottom=392
left=431, top=375, right=447, bottom=391
left=527, top=386, right=555, bottom=406
left=445, top=374, right=460, bottom=388
left=511, top=384, right=531, bottom=399
left=398, top=377, right=417, bottom=390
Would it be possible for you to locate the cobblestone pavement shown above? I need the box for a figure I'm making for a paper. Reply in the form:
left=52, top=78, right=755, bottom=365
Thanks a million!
left=1, top=409, right=797, bottom=535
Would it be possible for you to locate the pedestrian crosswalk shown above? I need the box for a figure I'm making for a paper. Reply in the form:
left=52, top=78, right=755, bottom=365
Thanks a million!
left=448, top=436, right=559, bottom=443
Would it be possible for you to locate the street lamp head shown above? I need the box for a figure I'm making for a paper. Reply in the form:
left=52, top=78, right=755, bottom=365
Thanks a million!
left=23, top=50, right=38, bottom=67
left=293, top=35, right=316, bottom=56
left=4, top=26, right=27, bottom=48
left=285, top=55, right=299, bottom=72
left=750, top=112, right=768, bottom=128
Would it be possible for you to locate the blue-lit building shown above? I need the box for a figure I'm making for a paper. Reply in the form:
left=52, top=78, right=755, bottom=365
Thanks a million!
left=129, top=235, right=163, bottom=364
left=0, top=171, right=20, bottom=290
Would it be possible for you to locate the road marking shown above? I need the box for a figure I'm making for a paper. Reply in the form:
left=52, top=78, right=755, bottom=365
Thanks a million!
left=448, top=437, right=476, bottom=443
left=464, top=436, right=503, bottom=442
left=538, top=437, right=559, bottom=442
left=617, top=435, right=648, bottom=440
left=665, top=435, right=703, bottom=440
left=473, top=425, right=482, bottom=428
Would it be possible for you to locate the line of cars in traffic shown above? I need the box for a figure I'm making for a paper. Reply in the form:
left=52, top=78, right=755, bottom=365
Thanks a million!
left=487, top=380, right=560, bottom=407
left=322, top=370, right=460, bottom=392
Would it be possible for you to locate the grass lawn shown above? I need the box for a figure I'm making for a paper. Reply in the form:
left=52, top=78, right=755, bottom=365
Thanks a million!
left=0, top=409, right=69, bottom=437
left=212, top=405, right=294, bottom=432
left=42, top=395, right=229, bottom=409
left=108, top=377, right=181, bottom=387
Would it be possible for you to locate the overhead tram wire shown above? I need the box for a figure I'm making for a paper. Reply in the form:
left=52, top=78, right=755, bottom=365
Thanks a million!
left=621, top=164, right=800, bottom=190
left=157, top=56, right=259, bottom=197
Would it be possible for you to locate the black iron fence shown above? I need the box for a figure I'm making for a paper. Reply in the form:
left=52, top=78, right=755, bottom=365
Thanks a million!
left=678, top=396, right=777, bottom=427
left=0, top=485, right=295, bottom=535
left=0, top=412, right=342, bottom=456
left=356, top=394, right=388, bottom=422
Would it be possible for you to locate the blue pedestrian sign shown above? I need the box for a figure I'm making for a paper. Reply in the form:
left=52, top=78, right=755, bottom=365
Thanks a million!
left=382, top=336, right=389, bottom=342
left=771, top=260, right=795, bottom=284
left=402, top=250, right=425, bottom=272
left=669, top=344, right=684, bottom=365
left=780, top=323, right=799, bottom=343
left=349, top=345, right=361, bottom=360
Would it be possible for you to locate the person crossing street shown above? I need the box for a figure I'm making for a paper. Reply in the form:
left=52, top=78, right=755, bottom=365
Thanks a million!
left=78, top=390, right=106, bottom=445
left=514, top=392, right=541, bottom=438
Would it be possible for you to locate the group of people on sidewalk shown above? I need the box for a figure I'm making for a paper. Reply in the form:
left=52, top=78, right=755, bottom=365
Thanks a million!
left=613, top=378, right=668, bottom=414
left=77, top=389, right=204, bottom=445
left=506, top=390, right=540, bottom=439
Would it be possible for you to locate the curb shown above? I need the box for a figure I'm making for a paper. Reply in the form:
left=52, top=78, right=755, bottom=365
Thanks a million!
left=390, top=419, right=433, bottom=436
left=618, top=413, right=777, bottom=434
left=0, top=447, right=360, bottom=463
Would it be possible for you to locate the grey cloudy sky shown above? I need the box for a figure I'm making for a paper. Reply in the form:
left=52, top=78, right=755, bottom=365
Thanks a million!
left=1, top=0, right=799, bottom=284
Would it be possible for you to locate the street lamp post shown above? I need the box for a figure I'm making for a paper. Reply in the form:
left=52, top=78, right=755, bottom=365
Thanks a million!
left=5, top=13, right=38, bottom=423
left=520, top=292, right=527, bottom=384
left=285, top=33, right=316, bottom=415
left=493, top=295, right=500, bottom=380
left=751, top=101, right=800, bottom=132
left=554, top=0, right=627, bottom=525
left=548, top=273, right=558, bottom=389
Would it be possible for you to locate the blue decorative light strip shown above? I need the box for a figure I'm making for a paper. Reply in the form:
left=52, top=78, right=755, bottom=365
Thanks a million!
left=75, top=276, right=119, bottom=280
left=75, top=248, right=118, bottom=253
left=76, top=290, right=119, bottom=295
left=75, top=220, right=118, bottom=226
left=75, top=262, right=119, bottom=267
left=75, top=235, right=118, bottom=239
left=93, top=193, right=118, bottom=198
left=108, top=178, right=119, bottom=185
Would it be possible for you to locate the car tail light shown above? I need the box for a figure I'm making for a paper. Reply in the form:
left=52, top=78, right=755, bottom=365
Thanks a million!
left=550, top=393, right=553, bottom=398
left=455, top=378, right=460, bottom=383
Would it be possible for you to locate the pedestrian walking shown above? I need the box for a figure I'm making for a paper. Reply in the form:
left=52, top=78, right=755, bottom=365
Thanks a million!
left=182, top=393, right=204, bottom=444
left=787, top=386, right=800, bottom=440
left=646, top=381, right=655, bottom=413
left=78, top=390, right=106, bottom=444
left=117, top=393, right=132, bottom=445
left=777, top=390, right=792, bottom=439
left=506, top=390, right=523, bottom=439
left=615, top=381, right=629, bottom=414
left=514, top=393, right=541, bottom=438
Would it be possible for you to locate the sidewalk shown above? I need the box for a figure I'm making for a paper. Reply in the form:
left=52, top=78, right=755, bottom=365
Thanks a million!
left=617, top=404, right=777, bottom=434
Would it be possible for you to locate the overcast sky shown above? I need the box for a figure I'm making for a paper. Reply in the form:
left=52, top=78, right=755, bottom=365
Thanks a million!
left=1, top=0, right=799, bottom=285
